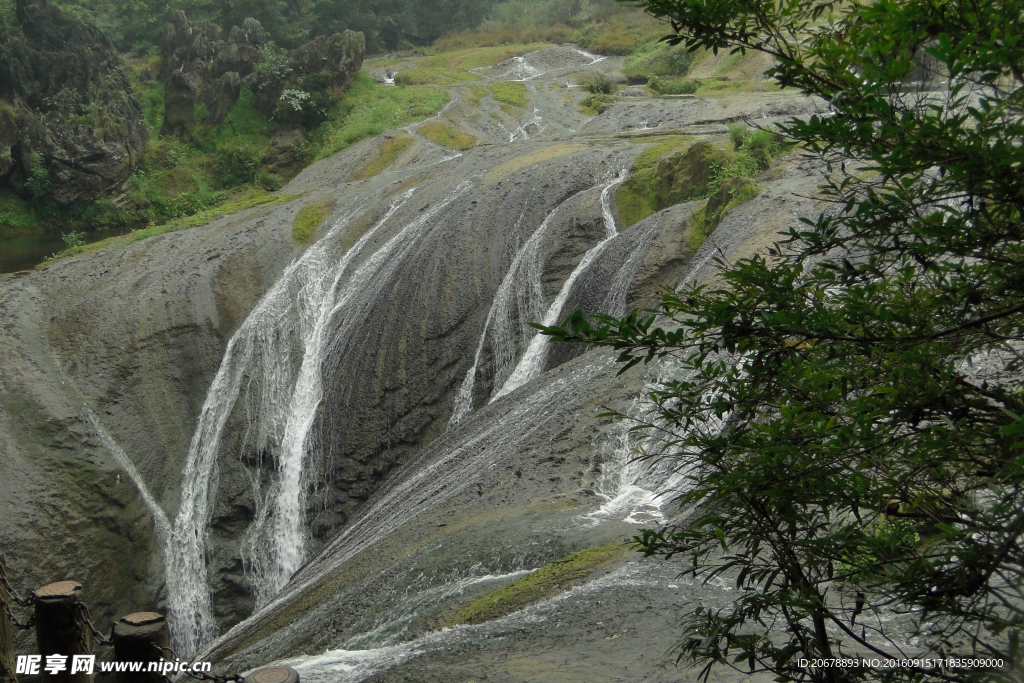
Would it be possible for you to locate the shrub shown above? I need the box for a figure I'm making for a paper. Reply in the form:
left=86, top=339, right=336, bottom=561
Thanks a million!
left=647, top=76, right=700, bottom=95
left=582, top=73, right=614, bottom=95
left=727, top=122, right=749, bottom=150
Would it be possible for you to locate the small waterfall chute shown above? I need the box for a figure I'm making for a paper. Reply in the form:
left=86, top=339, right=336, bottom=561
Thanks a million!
left=493, top=170, right=628, bottom=401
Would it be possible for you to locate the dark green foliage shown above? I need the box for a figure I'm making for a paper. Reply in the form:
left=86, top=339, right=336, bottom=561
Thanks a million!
left=583, top=73, right=615, bottom=94
left=538, top=0, right=1024, bottom=679
left=647, top=75, right=700, bottom=94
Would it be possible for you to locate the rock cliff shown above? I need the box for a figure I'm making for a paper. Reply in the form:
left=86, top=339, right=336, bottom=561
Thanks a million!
left=0, top=0, right=147, bottom=204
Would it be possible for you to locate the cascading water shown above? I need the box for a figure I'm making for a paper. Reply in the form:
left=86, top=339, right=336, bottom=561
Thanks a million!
left=448, top=177, right=619, bottom=427
left=601, top=225, right=658, bottom=319
left=165, top=183, right=470, bottom=656
left=493, top=170, right=628, bottom=400
left=83, top=408, right=171, bottom=541
left=245, top=190, right=421, bottom=607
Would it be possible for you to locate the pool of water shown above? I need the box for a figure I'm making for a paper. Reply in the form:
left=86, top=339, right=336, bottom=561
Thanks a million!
left=1, top=228, right=129, bottom=273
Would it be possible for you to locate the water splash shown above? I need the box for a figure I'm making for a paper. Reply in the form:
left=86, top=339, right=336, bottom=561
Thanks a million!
left=493, top=170, right=628, bottom=400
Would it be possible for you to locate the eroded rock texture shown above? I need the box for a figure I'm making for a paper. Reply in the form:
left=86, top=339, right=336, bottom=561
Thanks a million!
left=0, top=0, right=147, bottom=203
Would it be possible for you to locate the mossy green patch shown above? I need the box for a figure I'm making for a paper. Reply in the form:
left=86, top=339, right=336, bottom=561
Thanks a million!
left=439, top=543, right=628, bottom=627
left=418, top=121, right=477, bottom=150
left=465, top=85, right=490, bottom=108
left=394, top=67, right=482, bottom=86
left=352, top=133, right=415, bottom=181
left=293, top=196, right=336, bottom=245
left=616, top=135, right=690, bottom=227
left=490, top=82, right=528, bottom=116
left=578, top=93, right=617, bottom=116
left=689, top=177, right=758, bottom=251
left=314, top=72, right=450, bottom=160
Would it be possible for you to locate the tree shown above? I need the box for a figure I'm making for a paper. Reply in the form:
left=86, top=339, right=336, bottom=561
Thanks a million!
left=539, top=0, right=1024, bottom=680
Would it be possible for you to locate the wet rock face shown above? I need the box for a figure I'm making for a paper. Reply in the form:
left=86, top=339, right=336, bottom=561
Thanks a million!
left=653, top=141, right=723, bottom=209
left=0, top=0, right=147, bottom=203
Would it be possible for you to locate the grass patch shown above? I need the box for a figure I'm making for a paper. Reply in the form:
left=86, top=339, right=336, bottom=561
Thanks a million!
left=439, top=543, right=627, bottom=627
left=393, top=67, right=482, bottom=86
left=490, top=82, right=529, bottom=116
left=418, top=121, right=477, bottom=150
left=293, top=195, right=336, bottom=245
left=578, top=93, right=617, bottom=116
left=648, top=76, right=702, bottom=95
left=43, top=189, right=298, bottom=265
left=623, top=42, right=700, bottom=83
left=465, top=85, right=490, bottom=108
left=313, top=72, right=450, bottom=160
left=352, top=133, right=415, bottom=181
left=616, top=135, right=690, bottom=227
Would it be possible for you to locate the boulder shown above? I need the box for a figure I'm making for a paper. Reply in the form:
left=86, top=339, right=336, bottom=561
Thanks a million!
left=0, top=0, right=147, bottom=204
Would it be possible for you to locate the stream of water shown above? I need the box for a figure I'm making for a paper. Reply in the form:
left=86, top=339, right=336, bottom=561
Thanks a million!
left=163, top=183, right=471, bottom=656
left=493, top=170, right=628, bottom=400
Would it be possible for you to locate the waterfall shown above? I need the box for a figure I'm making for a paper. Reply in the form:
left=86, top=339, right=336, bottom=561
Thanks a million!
left=165, top=183, right=474, bottom=656
left=448, top=178, right=616, bottom=428
left=600, top=224, right=658, bottom=319
left=493, top=170, right=628, bottom=401
left=244, top=190, right=419, bottom=607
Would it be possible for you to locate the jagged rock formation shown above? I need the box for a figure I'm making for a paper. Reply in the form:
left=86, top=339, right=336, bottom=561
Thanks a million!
left=159, top=12, right=267, bottom=131
left=158, top=12, right=365, bottom=132
left=0, top=0, right=147, bottom=203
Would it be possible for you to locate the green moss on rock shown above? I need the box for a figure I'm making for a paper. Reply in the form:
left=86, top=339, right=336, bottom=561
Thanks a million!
left=439, top=542, right=628, bottom=627
left=293, top=195, right=336, bottom=245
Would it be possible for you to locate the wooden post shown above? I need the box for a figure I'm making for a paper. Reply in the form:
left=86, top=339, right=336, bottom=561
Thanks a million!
left=0, top=556, right=17, bottom=683
left=243, top=667, right=299, bottom=683
left=33, top=581, right=92, bottom=683
left=111, top=613, right=167, bottom=683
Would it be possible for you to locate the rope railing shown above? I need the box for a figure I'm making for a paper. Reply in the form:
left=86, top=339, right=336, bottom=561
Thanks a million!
left=0, top=555, right=295, bottom=683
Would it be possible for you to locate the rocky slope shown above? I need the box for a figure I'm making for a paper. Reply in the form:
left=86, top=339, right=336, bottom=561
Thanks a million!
left=0, top=44, right=828, bottom=678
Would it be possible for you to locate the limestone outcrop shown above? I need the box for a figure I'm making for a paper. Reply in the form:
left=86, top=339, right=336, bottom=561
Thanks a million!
left=158, top=12, right=365, bottom=131
left=0, top=0, right=147, bottom=204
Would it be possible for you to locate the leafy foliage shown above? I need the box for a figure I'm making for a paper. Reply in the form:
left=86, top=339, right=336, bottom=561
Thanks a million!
left=536, top=0, right=1024, bottom=679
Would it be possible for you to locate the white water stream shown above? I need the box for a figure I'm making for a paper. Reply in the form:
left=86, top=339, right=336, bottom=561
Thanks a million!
left=164, top=183, right=470, bottom=656
left=449, top=173, right=630, bottom=427
left=493, top=170, right=628, bottom=400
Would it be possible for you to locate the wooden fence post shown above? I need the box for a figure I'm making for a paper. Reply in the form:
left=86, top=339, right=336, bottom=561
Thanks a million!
left=33, top=582, right=92, bottom=683
left=243, top=666, right=299, bottom=683
left=0, top=556, right=17, bottom=683
left=111, top=613, right=168, bottom=683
